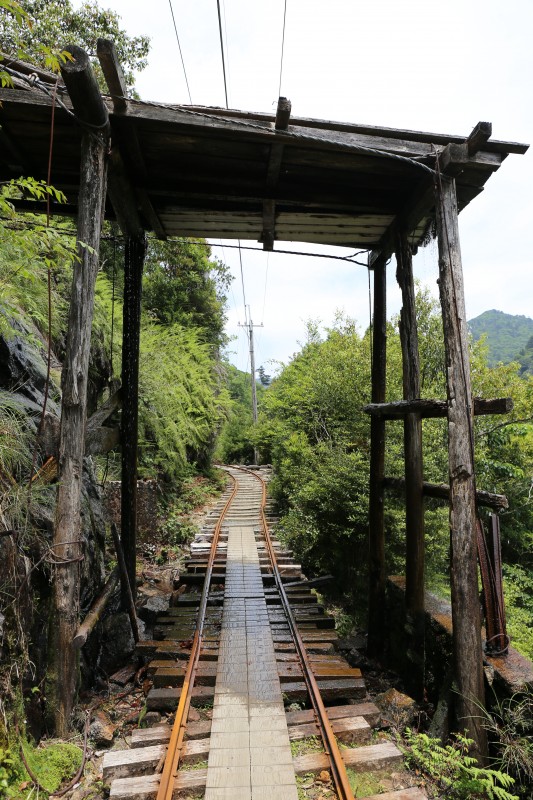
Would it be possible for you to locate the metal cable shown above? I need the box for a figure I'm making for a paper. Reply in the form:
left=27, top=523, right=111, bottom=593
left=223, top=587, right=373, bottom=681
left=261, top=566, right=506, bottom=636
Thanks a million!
left=2, top=65, right=437, bottom=177
left=261, top=250, right=270, bottom=324
left=278, top=0, right=288, bottom=98
left=216, top=0, right=229, bottom=108
left=238, top=241, right=248, bottom=323
left=167, top=0, right=193, bottom=103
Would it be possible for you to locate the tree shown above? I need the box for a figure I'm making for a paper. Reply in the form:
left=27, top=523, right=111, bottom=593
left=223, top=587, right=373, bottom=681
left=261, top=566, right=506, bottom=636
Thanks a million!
left=0, top=0, right=150, bottom=92
left=142, top=238, right=231, bottom=350
left=257, top=365, right=272, bottom=386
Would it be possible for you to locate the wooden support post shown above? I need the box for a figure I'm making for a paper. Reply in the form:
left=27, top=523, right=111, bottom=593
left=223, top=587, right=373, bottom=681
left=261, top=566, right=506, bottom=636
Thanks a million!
left=121, top=233, right=146, bottom=600
left=50, top=45, right=109, bottom=736
left=367, top=256, right=387, bottom=658
left=435, top=172, right=488, bottom=758
left=395, top=229, right=425, bottom=698
left=261, top=97, right=291, bottom=250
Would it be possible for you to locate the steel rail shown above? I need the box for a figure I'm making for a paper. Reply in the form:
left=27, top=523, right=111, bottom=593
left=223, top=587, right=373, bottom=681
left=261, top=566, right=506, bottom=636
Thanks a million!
left=156, top=472, right=238, bottom=800
left=244, top=466, right=356, bottom=800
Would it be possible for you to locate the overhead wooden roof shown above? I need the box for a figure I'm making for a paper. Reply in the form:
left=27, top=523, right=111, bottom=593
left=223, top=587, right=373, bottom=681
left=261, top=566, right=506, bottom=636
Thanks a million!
left=0, top=54, right=528, bottom=258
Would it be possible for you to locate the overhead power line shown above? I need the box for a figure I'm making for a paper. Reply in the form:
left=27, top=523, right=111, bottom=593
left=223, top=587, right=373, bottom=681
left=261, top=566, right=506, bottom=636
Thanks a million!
left=168, top=0, right=193, bottom=104
left=216, top=0, right=229, bottom=108
left=238, top=240, right=248, bottom=323
left=278, top=0, right=288, bottom=98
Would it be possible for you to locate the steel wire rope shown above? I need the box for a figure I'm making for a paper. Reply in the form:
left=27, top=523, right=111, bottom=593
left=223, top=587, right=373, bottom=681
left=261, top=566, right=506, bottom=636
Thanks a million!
left=216, top=0, right=229, bottom=108
left=238, top=239, right=248, bottom=324
left=167, top=0, right=193, bottom=103
left=278, top=0, right=288, bottom=98
left=0, top=220, right=372, bottom=266
left=2, top=63, right=437, bottom=178
left=212, top=0, right=251, bottom=338
left=221, top=0, right=232, bottom=103
left=261, top=250, right=270, bottom=325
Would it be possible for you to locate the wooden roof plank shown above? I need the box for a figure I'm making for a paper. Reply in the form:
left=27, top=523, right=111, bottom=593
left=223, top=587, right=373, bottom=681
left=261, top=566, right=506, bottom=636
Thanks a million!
left=0, top=85, right=527, bottom=247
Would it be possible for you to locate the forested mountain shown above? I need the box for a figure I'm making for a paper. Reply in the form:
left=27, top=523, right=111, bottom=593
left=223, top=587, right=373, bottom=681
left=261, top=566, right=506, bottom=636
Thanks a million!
left=468, top=309, right=533, bottom=368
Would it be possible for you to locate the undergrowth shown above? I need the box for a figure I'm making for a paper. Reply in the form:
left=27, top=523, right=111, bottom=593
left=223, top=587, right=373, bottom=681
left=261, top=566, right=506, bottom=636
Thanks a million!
left=0, top=731, right=82, bottom=798
left=401, top=729, right=518, bottom=800
left=482, top=690, right=533, bottom=798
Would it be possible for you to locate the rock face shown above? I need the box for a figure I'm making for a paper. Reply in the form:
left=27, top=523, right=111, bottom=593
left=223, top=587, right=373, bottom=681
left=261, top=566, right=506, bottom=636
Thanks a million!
left=0, top=319, right=109, bottom=736
left=99, top=613, right=136, bottom=675
left=137, top=593, right=171, bottom=626
left=0, top=317, right=61, bottom=416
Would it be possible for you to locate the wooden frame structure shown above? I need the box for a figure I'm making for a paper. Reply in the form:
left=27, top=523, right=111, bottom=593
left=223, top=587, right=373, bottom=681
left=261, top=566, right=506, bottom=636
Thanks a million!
left=0, top=43, right=528, bottom=749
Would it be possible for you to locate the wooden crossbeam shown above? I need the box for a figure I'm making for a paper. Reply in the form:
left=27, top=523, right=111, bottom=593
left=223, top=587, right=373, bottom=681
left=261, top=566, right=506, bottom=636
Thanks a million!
left=96, top=38, right=127, bottom=112
left=96, top=39, right=166, bottom=239
left=383, top=477, right=508, bottom=511
left=363, top=397, right=513, bottom=419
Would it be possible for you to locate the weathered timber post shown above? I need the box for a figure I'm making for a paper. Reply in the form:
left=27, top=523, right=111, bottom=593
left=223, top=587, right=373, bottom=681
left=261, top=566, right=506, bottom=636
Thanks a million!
left=121, top=233, right=146, bottom=598
left=95, top=37, right=148, bottom=602
left=50, top=45, right=109, bottom=735
left=367, top=256, right=387, bottom=658
left=395, top=230, right=425, bottom=696
left=435, top=173, right=488, bottom=758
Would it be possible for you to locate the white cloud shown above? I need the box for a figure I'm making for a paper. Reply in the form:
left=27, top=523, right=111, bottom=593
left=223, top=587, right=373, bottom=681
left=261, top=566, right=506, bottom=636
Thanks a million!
left=74, top=0, right=533, bottom=369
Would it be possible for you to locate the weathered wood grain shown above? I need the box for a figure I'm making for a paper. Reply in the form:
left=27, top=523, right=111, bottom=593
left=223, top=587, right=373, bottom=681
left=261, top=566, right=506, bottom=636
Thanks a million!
left=364, top=397, right=513, bottom=418
left=50, top=44, right=109, bottom=736
left=435, top=171, right=487, bottom=758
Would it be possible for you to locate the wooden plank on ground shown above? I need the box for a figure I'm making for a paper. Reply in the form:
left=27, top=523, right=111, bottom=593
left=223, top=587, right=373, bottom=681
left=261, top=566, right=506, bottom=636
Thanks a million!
left=131, top=719, right=211, bottom=748
left=104, top=738, right=210, bottom=780
left=146, top=685, right=214, bottom=710
left=290, top=715, right=371, bottom=744
left=109, top=768, right=207, bottom=799
left=293, top=741, right=402, bottom=775
left=285, top=702, right=380, bottom=727
left=282, top=677, right=366, bottom=702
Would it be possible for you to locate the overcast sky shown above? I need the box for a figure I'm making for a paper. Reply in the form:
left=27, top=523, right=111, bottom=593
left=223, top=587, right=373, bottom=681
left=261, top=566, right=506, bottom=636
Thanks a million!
left=75, top=0, right=532, bottom=372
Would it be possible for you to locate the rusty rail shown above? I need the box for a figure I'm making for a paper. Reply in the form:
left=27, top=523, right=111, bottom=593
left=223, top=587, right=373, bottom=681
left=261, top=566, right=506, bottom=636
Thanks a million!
left=244, top=466, right=356, bottom=800
left=156, top=473, right=238, bottom=800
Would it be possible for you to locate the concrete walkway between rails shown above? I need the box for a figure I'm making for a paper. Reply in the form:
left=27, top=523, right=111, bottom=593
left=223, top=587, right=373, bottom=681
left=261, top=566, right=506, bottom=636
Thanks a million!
left=204, top=519, right=298, bottom=800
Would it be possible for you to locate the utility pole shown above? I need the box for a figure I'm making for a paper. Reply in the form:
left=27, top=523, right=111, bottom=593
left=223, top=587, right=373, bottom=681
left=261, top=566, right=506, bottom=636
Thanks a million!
left=239, top=307, right=263, bottom=464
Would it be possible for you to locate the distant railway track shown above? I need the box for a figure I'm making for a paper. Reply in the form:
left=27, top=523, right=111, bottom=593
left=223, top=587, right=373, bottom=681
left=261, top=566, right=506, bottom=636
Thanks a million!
left=104, top=466, right=426, bottom=800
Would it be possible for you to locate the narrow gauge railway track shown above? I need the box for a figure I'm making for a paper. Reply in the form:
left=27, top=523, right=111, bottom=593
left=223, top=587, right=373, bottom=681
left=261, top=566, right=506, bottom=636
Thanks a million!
left=104, top=467, right=426, bottom=800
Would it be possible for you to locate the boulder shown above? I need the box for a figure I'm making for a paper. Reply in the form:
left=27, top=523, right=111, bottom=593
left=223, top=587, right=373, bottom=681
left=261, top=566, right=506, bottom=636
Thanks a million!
left=374, top=687, right=418, bottom=729
left=137, top=593, right=171, bottom=626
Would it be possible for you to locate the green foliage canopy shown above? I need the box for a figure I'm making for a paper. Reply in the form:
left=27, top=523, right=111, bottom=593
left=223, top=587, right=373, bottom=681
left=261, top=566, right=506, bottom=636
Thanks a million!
left=142, top=239, right=231, bottom=350
left=0, top=0, right=150, bottom=91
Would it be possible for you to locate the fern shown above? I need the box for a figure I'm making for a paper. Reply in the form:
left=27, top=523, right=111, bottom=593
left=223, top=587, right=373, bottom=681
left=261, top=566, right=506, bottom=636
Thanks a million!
left=402, top=729, right=518, bottom=800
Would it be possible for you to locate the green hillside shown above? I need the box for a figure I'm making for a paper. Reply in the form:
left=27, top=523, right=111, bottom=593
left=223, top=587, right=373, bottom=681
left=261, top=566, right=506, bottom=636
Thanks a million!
left=468, top=309, right=533, bottom=367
